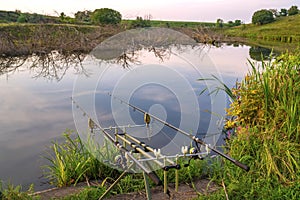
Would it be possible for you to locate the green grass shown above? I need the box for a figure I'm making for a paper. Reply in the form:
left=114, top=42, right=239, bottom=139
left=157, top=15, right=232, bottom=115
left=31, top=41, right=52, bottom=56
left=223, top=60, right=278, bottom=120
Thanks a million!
left=56, top=187, right=106, bottom=200
left=224, top=14, right=300, bottom=44
left=121, top=19, right=216, bottom=28
left=0, top=181, right=40, bottom=200
left=151, top=20, right=215, bottom=28
left=43, top=130, right=120, bottom=187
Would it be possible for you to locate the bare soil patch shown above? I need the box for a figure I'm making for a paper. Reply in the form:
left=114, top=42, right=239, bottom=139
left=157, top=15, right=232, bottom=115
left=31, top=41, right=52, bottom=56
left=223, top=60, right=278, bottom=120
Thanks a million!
left=36, top=179, right=219, bottom=200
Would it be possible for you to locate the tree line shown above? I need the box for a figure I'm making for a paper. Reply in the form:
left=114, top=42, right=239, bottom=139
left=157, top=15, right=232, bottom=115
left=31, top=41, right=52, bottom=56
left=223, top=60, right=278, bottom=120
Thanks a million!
left=0, top=8, right=155, bottom=28
left=0, top=8, right=122, bottom=25
left=1, top=5, right=298, bottom=28
left=215, top=5, right=299, bottom=28
left=215, top=19, right=242, bottom=28
left=252, top=5, right=299, bottom=25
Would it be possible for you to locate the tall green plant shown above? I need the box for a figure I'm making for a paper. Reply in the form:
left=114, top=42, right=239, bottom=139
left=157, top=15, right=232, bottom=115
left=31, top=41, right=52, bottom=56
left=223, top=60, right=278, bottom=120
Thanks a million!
left=209, top=51, right=300, bottom=199
left=43, top=130, right=119, bottom=187
left=0, top=181, right=39, bottom=200
left=229, top=51, right=299, bottom=181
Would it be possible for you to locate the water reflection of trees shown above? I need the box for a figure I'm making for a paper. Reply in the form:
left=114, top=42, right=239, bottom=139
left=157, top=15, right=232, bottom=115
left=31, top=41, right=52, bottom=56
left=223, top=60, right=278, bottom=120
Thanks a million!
left=112, top=46, right=172, bottom=68
left=91, top=27, right=198, bottom=68
left=249, top=46, right=279, bottom=61
left=0, top=51, right=88, bottom=81
left=115, top=51, right=141, bottom=68
left=0, top=44, right=199, bottom=80
left=98, top=44, right=206, bottom=69
left=0, top=28, right=207, bottom=77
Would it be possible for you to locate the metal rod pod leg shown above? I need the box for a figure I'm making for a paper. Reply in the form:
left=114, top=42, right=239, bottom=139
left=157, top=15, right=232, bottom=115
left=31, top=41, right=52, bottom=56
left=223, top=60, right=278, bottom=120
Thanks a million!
left=143, top=172, right=152, bottom=200
left=98, top=163, right=134, bottom=200
left=164, top=157, right=168, bottom=194
left=175, top=155, right=179, bottom=192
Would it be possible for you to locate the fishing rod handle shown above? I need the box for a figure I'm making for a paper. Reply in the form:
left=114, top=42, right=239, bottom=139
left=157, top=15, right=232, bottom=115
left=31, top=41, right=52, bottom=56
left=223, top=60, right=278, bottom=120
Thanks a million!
left=211, top=148, right=250, bottom=171
left=234, top=160, right=250, bottom=172
left=148, top=172, right=162, bottom=185
left=194, top=137, right=250, bottom=172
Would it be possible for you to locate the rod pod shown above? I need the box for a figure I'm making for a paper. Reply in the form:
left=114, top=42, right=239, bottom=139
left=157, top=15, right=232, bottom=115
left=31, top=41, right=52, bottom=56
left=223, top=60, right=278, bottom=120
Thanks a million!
left=109, top=93, right=250, bottom=172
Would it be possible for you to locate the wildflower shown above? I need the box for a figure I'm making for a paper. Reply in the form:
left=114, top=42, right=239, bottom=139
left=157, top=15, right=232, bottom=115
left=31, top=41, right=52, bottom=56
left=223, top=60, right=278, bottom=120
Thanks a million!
left=251, top=90, right=258, bottom=94
left=225, top=120, right=236, bottom=129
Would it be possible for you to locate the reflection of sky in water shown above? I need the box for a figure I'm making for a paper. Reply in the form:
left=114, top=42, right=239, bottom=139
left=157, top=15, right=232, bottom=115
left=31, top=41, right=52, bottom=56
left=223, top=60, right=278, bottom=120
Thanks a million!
left=0, top=64, right=77, bottom=189
left=0, top=44, right=250, bottom=190
left=75, top=46, right=251, bottom=154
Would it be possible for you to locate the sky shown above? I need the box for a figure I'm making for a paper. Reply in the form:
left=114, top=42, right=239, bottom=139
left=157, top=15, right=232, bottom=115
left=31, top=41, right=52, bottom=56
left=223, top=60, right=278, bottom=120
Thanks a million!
left=1, top=0, right=299, bottom=23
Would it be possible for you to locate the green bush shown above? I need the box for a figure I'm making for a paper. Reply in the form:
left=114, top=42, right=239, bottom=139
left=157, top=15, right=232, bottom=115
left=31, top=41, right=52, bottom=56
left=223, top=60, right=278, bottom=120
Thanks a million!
left=91, top=8, right=121, bottom=25
left=252, top=9, right=275, bottom=25
left=17, top=14, right=27, bottom=23
left=288, top=6, right=299, bottom=16
left=130, top=16, right=151, bottom=28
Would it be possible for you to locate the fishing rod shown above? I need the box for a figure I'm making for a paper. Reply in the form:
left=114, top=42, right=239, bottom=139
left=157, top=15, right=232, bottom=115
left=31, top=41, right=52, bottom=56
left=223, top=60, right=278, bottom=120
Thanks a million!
left=70, top=97, right=162, bottom=185
left=109, top=93, right=250, bottom=172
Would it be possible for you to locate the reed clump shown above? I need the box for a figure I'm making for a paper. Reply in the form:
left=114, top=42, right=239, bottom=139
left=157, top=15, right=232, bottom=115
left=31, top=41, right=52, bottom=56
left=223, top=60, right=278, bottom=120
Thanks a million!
left=43, top=130, right=120, bottom=187
left=212, top=51, right=300, bottom=199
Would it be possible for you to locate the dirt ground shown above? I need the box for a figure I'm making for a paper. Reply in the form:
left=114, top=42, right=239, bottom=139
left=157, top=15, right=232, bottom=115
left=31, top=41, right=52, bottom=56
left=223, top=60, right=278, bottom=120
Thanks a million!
left=36, top=179, right=219, bottom=200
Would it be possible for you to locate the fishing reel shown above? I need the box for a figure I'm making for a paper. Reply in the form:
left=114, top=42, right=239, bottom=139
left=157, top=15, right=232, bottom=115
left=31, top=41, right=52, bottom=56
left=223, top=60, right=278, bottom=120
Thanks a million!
left=182, top=146, right=205, bottom=167
left=114, top=154, right=128, bottom=169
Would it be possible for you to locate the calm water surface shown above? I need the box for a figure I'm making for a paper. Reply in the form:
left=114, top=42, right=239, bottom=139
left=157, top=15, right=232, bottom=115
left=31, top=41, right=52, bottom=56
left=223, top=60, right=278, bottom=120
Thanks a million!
left=0, top=44, right=259, bottom=190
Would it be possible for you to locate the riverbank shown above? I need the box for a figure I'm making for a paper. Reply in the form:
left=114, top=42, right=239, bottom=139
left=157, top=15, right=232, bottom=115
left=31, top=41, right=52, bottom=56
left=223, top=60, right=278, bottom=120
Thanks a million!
left=0, top=23, right=123, bottom=56
left=0, top=22, right=244, bottom=57
left=1, top=22, right=299, bottom=58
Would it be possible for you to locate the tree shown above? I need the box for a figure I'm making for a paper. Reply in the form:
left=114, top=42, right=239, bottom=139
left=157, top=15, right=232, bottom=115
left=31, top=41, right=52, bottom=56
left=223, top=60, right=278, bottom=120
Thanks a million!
left=91, top=8, right=121, bottom=25
left=288, top=6, right=299, bottom=16
left=228, top=20, right=234, bottom=27
left=75, top=10, right=92, bottom=22
left=60, top=12, right=66, bottom=21
left=130, top=16, right=151, bottom=28
left=252, top=9, right=274, bottom=25
left=234, top=19, right=242, bottom=26
left=280, top=8, right=288, bottom=17
left=17, top=13, right=27, bottom=23
left=216, top=18, right=223, bottom=28
left=28, top=13, right=44, bottom=23
left=269, top=9, right=280, bottom=18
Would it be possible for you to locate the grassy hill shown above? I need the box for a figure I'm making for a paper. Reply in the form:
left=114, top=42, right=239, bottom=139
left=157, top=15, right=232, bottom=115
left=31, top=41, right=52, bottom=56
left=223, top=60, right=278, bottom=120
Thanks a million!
left=224, top=14, right=300, bottom=44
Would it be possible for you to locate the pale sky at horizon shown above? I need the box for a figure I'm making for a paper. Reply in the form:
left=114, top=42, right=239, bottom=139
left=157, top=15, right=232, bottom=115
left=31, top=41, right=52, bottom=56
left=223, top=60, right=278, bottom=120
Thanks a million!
left=1, top=0, right=299, bottom=23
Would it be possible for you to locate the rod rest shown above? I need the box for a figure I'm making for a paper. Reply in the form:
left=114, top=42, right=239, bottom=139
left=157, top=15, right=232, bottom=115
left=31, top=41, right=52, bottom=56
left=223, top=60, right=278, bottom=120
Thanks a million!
left=163, top=164, right=181, bottom=171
